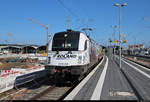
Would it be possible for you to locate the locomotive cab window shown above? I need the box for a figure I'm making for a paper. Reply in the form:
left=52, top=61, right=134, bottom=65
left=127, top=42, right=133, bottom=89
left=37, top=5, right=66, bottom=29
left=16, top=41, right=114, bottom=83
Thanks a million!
left=52, top=32, right=80, bottom=51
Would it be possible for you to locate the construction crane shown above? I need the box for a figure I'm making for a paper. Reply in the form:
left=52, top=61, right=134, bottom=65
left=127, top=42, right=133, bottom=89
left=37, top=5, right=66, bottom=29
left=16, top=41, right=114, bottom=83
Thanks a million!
left=4, top=32, right=13, bottom=53
left=28, top=18, right=49, bottom=53
left=5, top=32, right=13, bottom=44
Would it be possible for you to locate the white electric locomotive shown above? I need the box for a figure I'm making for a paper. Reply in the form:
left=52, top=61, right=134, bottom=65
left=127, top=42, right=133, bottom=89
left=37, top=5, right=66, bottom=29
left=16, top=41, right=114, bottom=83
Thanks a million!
left=45, top=29, right=102, bottom=82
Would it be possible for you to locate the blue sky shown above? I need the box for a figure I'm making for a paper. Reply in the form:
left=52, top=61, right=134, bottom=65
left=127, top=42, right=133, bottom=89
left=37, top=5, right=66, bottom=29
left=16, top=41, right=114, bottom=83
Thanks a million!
left=0, top=0, right=150, bottom=47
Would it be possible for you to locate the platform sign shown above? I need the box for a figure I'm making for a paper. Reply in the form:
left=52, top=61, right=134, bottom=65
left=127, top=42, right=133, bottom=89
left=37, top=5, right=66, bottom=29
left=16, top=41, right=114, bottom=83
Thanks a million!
left=108, top=46, right=113, bottom=48
left=123, top=40, right=127, bottom=43
left=114, top=40, right=118, bottom=43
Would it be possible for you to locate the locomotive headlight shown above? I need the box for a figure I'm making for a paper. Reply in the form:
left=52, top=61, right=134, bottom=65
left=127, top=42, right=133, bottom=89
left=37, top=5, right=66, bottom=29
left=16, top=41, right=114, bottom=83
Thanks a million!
left=78, top=56, right=82, bottom=64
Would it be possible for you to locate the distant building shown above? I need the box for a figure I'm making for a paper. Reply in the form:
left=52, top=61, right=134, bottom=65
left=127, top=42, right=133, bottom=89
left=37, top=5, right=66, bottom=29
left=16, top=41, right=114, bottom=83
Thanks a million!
left=0, top=44, right=46, bottom=54
left=128, top=44, right=144, bottom=50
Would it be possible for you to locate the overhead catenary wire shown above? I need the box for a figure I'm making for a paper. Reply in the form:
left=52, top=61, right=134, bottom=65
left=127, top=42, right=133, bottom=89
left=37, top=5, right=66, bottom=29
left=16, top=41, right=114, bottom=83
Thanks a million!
left=57, top=0, right=82, bottom=29
left=57, top=0, right=78, bottom=18
left=56, top=0, right=98, bottom=45
left=75, top=19, right=94, bottom=30
left=56, top=0, right=93, bottom=30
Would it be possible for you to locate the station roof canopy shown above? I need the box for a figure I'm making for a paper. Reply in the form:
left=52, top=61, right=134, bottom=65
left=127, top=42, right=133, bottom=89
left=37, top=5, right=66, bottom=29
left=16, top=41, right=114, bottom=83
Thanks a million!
left=22, top=46, right=39, bottom=49
left=37, top=45, right=46, bottom=50
left=0, top=44, right=41, bottom=49
left=1, top=46, right=23, bottom=49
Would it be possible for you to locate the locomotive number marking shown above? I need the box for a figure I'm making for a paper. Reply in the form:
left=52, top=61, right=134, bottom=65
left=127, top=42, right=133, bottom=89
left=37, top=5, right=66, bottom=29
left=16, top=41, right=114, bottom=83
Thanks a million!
left=58, top=63, right=69, bottom=66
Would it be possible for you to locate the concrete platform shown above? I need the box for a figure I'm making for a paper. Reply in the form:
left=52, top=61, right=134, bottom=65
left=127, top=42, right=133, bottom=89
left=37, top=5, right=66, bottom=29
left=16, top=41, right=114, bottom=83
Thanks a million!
left=64, top=55, right=137, bottom=100
left=120, top=57, right=150, bottom=100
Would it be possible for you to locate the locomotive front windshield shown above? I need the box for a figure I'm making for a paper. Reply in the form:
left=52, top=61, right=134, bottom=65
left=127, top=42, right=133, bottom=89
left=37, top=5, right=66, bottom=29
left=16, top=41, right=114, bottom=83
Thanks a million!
left=52, top=32, right=80, bottom=51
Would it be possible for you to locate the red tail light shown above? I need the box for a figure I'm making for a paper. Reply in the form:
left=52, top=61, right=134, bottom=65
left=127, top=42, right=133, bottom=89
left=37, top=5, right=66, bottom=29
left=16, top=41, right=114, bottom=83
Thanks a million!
left=56, top=70, right=60, bottom=73
left=66, top=69, right=70, bottom=72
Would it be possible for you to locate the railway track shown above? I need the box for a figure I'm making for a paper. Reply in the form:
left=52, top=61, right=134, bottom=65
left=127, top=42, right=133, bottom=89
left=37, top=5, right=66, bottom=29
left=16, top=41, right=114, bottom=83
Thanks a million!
left=0, top=76, right=48, bottom=100
left=123, top=54, right=150, bottom=62
left=11, top=76, right=79, bottom=100
left=0, top=58, right=102, bottom=100
left=30, top=86, right=71, bottom=100
left=0, top=73, right=81, bottom=100
left=0, top=71, right=79, bottom=100
left=123, top=55, right=150, bottom=68
left=13, top=71, right=86, bottom=100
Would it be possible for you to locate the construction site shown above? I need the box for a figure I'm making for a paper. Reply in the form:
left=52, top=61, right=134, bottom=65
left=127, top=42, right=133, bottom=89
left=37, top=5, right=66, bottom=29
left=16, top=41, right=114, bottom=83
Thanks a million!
left=0, top=17, right=49, bottom=71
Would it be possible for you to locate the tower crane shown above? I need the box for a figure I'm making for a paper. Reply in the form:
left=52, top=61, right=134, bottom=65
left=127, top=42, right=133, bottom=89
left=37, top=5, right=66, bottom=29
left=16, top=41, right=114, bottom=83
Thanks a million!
left=28, top=18, right=49, bottom=53
left=4, top=32, right=13, bottom=53
left=5, top=32, right=13, bottom=44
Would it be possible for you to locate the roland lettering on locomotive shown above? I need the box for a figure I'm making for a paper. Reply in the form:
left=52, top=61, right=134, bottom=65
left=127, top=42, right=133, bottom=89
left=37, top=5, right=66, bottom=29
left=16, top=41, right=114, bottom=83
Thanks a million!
left=45, top=29, right=102, bottom=83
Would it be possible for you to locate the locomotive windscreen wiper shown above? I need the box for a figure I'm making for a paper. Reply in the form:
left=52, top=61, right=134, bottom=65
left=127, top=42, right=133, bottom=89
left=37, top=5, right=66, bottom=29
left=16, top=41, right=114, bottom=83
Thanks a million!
left=56, top=50, right=59, bottom=54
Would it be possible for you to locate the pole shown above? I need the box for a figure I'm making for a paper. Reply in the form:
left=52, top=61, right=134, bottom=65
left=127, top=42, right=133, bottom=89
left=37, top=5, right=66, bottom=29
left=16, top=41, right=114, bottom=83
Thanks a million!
left=46, top=24, right=49, bottom=53
left=112, top=25, right=116, bottom=55
left=119, top=6, right=122, bottom=68
left=66, top=16, right=69, bottom=30
left=114, top=27, right=116, bottom=59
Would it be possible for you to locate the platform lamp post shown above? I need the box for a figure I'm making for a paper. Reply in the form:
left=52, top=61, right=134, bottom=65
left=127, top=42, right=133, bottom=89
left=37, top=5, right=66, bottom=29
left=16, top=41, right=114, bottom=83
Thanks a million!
left=113, top=3, right=127, bottom=68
